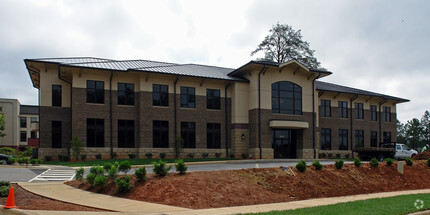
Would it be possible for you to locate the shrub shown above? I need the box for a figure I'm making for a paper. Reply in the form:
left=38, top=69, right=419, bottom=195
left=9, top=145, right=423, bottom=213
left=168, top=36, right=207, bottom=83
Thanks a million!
left=295, top=160, right=307, bottom=172
left=174, top=136, right=184, bottom=159
left=63, top=156, right=70, bottom=161
left=320, top=153, right=327, bottom=158
left=187, top=153, right=195, bottom=159
left=7, top=157, right=16, bottom=165
left=405, top=157, right=413, bottom=166
left=202, top=153, right=209, bottom=158
left=0, top=186, right=11, bottom=197
left=160, top=153, right=166, bottom=159
left=229, top=154, right=235, bottom=158
left=70, top=135, right=83, bottom=161
left=175, top=159, right=187, bottom=175
left=108, top=166, right=118, bottom=180
left=345, top=154, right=350, bottom=159
left=0, top=147, right=17, bottom=155
left=44, top=155, right=52, bottom=162
left=21, top=157, right=30, bottom=166
left=241, top=153, right=249, bottom=159
left=80, top=154, right=87, bottom=161
left=215, top=153, right=221, bottom=158
left=336, top=153, right=341, bottom=159
left=103, top=163, right=113, bottom=173
left=58, top=155, right=64, bottom=161
left=90, top=165, right=105, bottom=176
left=0, top=181, right=10, bottom=187
left=118, top=160, right=131, bottom=174
left=128, top=154, right=136, bottom=159
left=111, top=152, right=117, bottom=159
left=115, top=176, right=131, bottom=193
left=370, top=158, right=379, bottom=167
left=335, top=159, right=344, bottom=169
left=145, top=153, right=153, bottom=159
left=427, top=158, right=430, bottom=167
left=86, top=173, right=96, bottom=185
left=20, top=146, right=33, bottom=157
left=95, top=154, right=102, bottom=160
left=312, top=160, right=323, bottom=170
left=30, top=158, right=41, bottom=165
left=75, top=167, right=84, bottom=182
left=94, top=175, right=108, bottom=189
left=153, top=160, right=172, bottom=177
left=114, top=161, right=120, bottom=168
left=354, top=158, right=362, bottom=167
left=385, top=158, right=394, bottom=166
left=327, top=153, right=333, bottom=158
left=134, top=166, right=146, bottom=182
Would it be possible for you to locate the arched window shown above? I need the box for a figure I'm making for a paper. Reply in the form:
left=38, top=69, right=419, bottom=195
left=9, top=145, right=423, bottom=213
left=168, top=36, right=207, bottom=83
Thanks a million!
left=272, top=81, right=302, bottom=115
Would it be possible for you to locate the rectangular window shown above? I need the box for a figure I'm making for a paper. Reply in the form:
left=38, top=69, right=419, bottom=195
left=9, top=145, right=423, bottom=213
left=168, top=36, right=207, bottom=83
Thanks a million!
left=320, top=128, right=331, bottom=150
left=207, top=89, right=221, bottom=110
left=383, top=106, right=391, bottom=122
left=355, top=103, right=364, bottom=119
left=118, top=83, right=134, bottom=106
left=370, top=131, right=377, bottom=147
left=20, top=117, right=27, bottom=128
left=371, top=105, right=377, bottom=121
left=339, top=129, right=348, bottom=150
left=52, top=85, right=62, bottom=107
left=52, top=121, right=62, bottom=148
left=320, top=100, right=331, bottom=117
left=355, top=130, right=364, bottom=147
left=180, top=86, right=195, bottom=108
left=207, top=123, right=221, bottom=149
left=118, top=120, right=135, bottom=148
left=383, top=132, right=392, bottom=143
left=31, top=131, right=37, bottom=139
left=30, top=117, right=37, bottom=123
left=153, top=120, right=169, bottom=148
left=87, top=80, right=104, bottom=104
left=20, top=131, right=27, bottom=142
left=153, top=84, right=169, bottom=106
left=181, top=122, right=196, bottom=148
left=87, top=118, right=104, bottom=147
left=338, top=101, right=348, bottom=118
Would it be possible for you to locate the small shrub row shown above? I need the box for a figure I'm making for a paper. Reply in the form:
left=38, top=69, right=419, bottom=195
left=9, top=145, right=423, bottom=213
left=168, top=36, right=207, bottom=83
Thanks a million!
left=312, top=160, right=323, bottom=170
left=370, top=158, right=379, bottom=167
left=0, top=181, right=11, bottom=197
left=405, top=157, right=413, bottom=166
left=335, top=159, right=344, bottom=169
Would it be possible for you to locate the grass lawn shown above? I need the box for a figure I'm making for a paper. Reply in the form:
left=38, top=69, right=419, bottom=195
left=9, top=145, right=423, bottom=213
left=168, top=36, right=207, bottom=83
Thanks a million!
left=42, top=157, right=238, bottom=166
left=243, top=193, right=430, bottom=215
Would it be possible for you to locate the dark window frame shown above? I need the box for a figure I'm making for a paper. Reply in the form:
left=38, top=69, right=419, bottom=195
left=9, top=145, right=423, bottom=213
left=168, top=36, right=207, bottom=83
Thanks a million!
left=52, top=121, right=62, bottom=148
left=118, top=120, right=135, bottom=148
left=153, top=120, right=169, bottom=148
left=207, top=123, right=221, bottom=149
left=153, top=84, right=169, bottom=106
left=206, top=89, right=221, bottom=110
left=371, top=105, right=378, bottom=121
left=52, top=85, right=62, bottom=107
left=339, top=129, right=348, bottom=150
left=355, top=103, right=364, bottom=119
left=271, top=81, right=302, bottom=115
left=383, top=106, right=391, bottom=122
left=117, top=83, right=135, bottom=106
left=181, top=122, right=196, bottom=148
left=320, top=100, right=331, bottom=117
left=338, top=101, right=348, bottom=118
left=180, top=87, right=196, bottom=108
left=320, top=128, right=331, bottom=150
left=86, top=80, right=104, bottom=104
left=355, top=130, right=364, bottom=147
left=87, top=118, right=104, bottom=147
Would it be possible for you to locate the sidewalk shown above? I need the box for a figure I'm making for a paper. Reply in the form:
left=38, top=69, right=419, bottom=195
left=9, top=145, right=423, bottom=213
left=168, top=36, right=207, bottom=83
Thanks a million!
left=4, top=182, right=429, bottom=215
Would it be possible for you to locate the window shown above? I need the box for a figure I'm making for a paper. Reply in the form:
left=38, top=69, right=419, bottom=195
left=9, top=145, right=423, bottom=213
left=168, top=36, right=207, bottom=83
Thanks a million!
left=20, top=117, right=27, bottom=128
left=371, top=105, right=377, bottom=121
left=355, top=130, right=364, bottom=147
left=370, top=131, right=377, bottom=147
left=207, top=89, right=221, bottom=110
left=272, top=81, right=302, bottom=115
left=118, top=83, right=134, bottom=106
left=52, top=121, right=62, bottom=148
left=87, top=80, right=104, bottom=104
left=383, top=132, right=391, bottom=143
left=320, top=128, right=331, bottom=150
left=383, top=106, right=391, bottom=122
left=355, top=103, right=364, bottom=119
left=338, top=101, right=348, bottom=118
left=207, top=123, right=221, bottom=149
left=153, top=120, right=169, bottom=148
left=339, top=129, right=348, bottom=150
left=153, top=84, right=169, bottom=106
left=30, top=117, right=37, bottom=123
left=118, top=120, right=134, bottom=148
left=320, top=100, right=331, bottom=117
left=87, top=118, right=104, bottom=147
left=31, top=131, right=37, bottom=139
left=181, top=122, right=196, bottom=148
left=180, top=87, right=195, bottom=108
left=52, top=85, right=62, bottom=107
left=20, top=131, right=27, bottom=142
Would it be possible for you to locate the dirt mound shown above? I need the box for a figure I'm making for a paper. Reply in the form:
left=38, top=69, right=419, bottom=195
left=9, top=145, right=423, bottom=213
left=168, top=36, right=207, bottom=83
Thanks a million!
left=413, top=151, right=430, bottom=160
left=66, top=160, right=430, bottom=209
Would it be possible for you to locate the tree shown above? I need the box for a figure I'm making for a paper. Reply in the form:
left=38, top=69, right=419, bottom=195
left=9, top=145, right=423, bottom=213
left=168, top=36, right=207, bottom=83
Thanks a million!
left=396, top=120, right=407, bottom=144
left=174, top=136, right=184, bottom=159
left=251, top=23, right=322, bottom=69
left=420, top=110, right=430, bottom=145
left=0, top=107, right=5, bottom=138
left=70, top=135, right=83, bottom=161
left=404, top=118, right=424, bottom=150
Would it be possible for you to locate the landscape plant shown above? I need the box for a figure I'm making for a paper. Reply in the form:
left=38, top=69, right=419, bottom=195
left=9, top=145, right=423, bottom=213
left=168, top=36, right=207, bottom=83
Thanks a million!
left=354, top=158, right=362, bottom=167
left=111, top=152, right=117, bottom=159
left=114, top=161, right=120, bottom=168
left=75, top=167, right=84, bottom=182
left=95, top=154, right=102, bottom=159
left=0, top=181, right=11, bottom=197
left=312, top=160, right=323, bottom=170
left=30, top=158, right=41, bottom=165
left=145, top=153, right=153, bottom=159
left=153, top=160, right=172, bottom=177
left=336, top=154, right=341, bottom=159
left=94, top=175, right=108, bottom=190
left=134, top=166, right=146, bottom=182
left=80, top=154, right=87, bottom=161
left=229, top=154, right=235, bottom=158
left=327, top=153, right=333, bottom=158
left=320, top=153, right=327, bottom=158
left=241, top=153, right=248, bottom=159
left=405, top=157, right=413, bottom=166
left=115, top=176, right=131, bottom=193
left=202, top=153, right=209, bottom=158
left=335, top=159, right=344, bottom=169
left=295, top=160, right=307, bottom=172
left=160, top=153, right=166, bottom=159
left=187, top=153, right=195, bottom=159
left=215, top=153, right=221, bottom=158
left=370, top=158, right=379, bottom=167
left=344, top=154, right=350, bottom=159
left=103, top=163, right=113, bottom=173
left=128, top=154, right=136, bottom=159
left=108, top=166, right=118, bottom=180
left=44, top=155, right=52, bottom=161
left=70, top=135, right=83, bottom=161
left=90, top=165, right=105, bottom=176
left=174, top=136, right=184, bottom=158
left=86, top=173, right=96, bottom=185
left=118, top=160, right=131, bottom=174
left=175, top=159, right=187, bottom=175
left=0, top=147, right=16, bottom=155
left=385, top=158, right=394, bottom=166
left=7, top=156, right=16, bottom=165
left=427, top=158, right=430, bottom=167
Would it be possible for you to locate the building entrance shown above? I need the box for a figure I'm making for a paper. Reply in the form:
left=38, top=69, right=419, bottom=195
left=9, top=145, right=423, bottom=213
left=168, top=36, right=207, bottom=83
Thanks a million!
left=272, top=129, right=297, bottom=158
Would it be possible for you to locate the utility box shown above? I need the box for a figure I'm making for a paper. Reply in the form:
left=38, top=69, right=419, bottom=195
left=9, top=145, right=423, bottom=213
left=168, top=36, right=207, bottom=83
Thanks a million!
left=397, top=161, right=404, bottom=175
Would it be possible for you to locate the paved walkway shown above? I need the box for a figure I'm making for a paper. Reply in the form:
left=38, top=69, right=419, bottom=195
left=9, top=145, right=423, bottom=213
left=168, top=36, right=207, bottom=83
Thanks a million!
left=1, top=182, right=429, bottom=215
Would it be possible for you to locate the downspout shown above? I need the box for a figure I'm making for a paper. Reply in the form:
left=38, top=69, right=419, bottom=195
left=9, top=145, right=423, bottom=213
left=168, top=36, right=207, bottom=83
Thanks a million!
left=379, top=99, right=387, bottom=146
left=174, top=77, right=179, bottom=144
left=258, top=66, right=266, bottom=159
left=109, top=72, right=113, bottom=159
left=225, top=82, right=231, bottom=157
left=350, top=95, right=358, bottom=158
left=57, top=65, right=72, bottom=158
left=312, top=73, right=321, bottom=159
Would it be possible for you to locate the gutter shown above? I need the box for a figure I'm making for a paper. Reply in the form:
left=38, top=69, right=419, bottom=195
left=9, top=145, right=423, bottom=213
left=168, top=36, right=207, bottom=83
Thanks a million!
left=258, top=66, right=266, bottom=159
left=350, top=95, right=358, bottom=157
left=312, top=73, right=321, bottom=159
left=225, top=82, right=231, bottom=157
left=379, top=99, right=387, bottom=145
left=57, top=65, right=72, bottom=158
left=174, top=76, right=179, bottom=155
left=109, top=72, right=114, bottom=159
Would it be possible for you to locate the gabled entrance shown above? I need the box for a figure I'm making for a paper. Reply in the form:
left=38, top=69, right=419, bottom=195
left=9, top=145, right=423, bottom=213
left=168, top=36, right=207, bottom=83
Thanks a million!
left=272, top=129, right=297, bottom=158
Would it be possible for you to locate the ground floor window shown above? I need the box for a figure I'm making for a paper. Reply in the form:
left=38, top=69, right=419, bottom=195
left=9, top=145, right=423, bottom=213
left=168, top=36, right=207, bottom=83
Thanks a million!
left=20, top=131, right=26, bottom=142
left=87, top=118, right=104, bottom=147
left=320, top=128, right=331, bottom=150
left=207, top=123, right=221, bottom=149
left=181, top=122, right=196, bottom=148
left=339, top=129, right=348, bottom=150
left=118, top=120, right=135, bottom=148
left=355, top=130, right=364, bottom=147
left=153, top=120, right=169, bottom=148
left=370, top=131, right=377, bottom=147
left=383, top=132, right=391, bottom=143
left=52, top=121, right=62, bottom=148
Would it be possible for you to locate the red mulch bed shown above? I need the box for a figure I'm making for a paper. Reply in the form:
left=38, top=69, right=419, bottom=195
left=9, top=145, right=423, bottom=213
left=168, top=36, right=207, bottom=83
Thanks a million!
left=413, top=151, right=430, bottom=160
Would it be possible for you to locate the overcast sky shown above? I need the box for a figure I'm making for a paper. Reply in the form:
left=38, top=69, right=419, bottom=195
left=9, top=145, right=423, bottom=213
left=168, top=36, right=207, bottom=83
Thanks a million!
left=0, top=0, right=428, bottom=123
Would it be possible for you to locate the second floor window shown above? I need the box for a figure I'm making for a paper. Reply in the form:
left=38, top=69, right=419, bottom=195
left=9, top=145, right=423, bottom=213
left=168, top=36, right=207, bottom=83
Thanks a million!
left=383, top=106, right=391, bottom=122
left=20, top=117, right=27, bottom=128
left=87, top=80, right=104, bottom=104
left=207, top=89, right=221, bottom=110
left=338, top=101, right=348, bottom=118
left=52, top=85, right=62, bottom=107
left=371, top=105, right=377, bottom=121
left=272, top=81, right=302, bottom=115
left=153, top=84, right=169, bottom=106
left=320, top=100, right=331, bottom=117
left=355, top=103, right=364, bottom=119
left=180, top=87, right=195, bottom=108
left=118, top=83, right=134, bottom=106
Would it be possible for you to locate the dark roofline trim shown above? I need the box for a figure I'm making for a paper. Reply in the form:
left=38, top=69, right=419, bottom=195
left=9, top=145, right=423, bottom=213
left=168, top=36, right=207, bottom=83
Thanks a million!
left=228, top=60, right=332, bottom=76
left=128, top=68, right=249, bottom=82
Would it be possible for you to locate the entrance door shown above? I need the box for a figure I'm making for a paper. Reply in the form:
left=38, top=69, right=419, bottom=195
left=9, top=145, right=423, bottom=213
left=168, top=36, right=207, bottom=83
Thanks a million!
left=272, top=129, right=296, bottom=158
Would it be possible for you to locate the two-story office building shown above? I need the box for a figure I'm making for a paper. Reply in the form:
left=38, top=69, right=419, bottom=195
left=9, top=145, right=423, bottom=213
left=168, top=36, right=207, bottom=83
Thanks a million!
left=24, top=57, right=408, bottom=159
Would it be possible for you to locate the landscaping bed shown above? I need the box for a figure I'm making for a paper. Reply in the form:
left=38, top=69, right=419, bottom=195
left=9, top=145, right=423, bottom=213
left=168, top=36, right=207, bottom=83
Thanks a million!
left=66, top=160, right=430, bottom=209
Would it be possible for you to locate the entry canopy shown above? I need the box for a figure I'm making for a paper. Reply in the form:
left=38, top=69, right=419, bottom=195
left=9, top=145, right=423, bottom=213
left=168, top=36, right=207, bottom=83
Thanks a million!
left=269, top=120, right=309, bottom=129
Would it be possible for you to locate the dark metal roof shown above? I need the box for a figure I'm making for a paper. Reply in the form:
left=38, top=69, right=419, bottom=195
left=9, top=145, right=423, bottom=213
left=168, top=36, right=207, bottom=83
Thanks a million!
left=316, top=81, right=409, bottom=102
left=20, top=105, right=38, bottom=115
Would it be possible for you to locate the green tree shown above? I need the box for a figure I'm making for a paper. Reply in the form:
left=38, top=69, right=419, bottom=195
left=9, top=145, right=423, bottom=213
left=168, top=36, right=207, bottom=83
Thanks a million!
left=174, top=136, right=184, bottom=159
left=70, top=135, right=83, bottom=161
left=420, top=110, right=430, bottom=145
left=0, top=107, right=6, bottom=138
left=251, top=23, right=322, bottom=69
left=405, top=118, right=423, bottom=150
left=396, top=120, right=407, bottom=144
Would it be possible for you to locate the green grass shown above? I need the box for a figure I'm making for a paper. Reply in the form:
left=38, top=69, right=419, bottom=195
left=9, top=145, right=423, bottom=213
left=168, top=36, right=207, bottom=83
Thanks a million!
left=42, top=157, right=237, bottom=167
left=243, top=193, right=430, bottom=215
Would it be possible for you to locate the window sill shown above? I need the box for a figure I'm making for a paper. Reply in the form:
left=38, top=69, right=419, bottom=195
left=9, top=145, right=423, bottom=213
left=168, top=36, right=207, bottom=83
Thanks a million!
left=117, top=104, right=135, bottom=107
left=153, top=105, right=170, bottom=108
